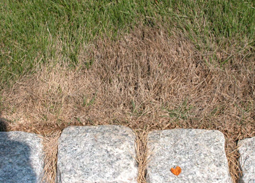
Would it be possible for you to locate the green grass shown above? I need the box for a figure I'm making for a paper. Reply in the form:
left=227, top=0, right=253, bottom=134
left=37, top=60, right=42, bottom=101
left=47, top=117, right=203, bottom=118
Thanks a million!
left=1, top=0, right=255, bottom=89
left=162, top=99, right=193, bottom=121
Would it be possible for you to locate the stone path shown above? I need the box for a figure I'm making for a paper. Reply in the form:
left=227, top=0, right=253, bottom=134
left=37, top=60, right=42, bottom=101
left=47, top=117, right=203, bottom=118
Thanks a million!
left=0, top=125, right=254, bottom=183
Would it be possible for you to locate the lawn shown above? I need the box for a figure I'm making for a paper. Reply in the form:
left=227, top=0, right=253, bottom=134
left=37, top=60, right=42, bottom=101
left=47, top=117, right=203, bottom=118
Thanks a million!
left=0, top=0, right=255, bottom=182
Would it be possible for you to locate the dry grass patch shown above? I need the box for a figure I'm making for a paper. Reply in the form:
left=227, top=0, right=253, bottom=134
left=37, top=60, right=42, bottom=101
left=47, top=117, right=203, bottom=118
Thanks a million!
left=1, top=27, right=254, bottom=182
left=135, top=129, right=149, bottom=183
left=42, top=131, right=61, bottom=183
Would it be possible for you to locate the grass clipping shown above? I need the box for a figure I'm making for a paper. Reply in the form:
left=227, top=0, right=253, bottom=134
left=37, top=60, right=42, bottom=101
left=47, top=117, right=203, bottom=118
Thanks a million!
left=1, top=27, right=255, bottom=182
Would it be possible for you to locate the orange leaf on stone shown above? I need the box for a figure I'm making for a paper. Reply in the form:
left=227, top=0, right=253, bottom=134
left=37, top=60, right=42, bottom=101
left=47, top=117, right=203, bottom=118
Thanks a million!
left=170, top=166, right=181, bottom=176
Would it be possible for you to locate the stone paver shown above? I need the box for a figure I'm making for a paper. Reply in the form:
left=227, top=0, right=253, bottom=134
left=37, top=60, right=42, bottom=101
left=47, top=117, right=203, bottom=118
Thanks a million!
left=0, top=131, right=44, bottom=183
left=57, top=125, right=138, bottom=183
left=147, top=129, right=232, bottom=183
left=3, top=126, right=255, bottom=183
left=238, top=137, right=255, bottom=183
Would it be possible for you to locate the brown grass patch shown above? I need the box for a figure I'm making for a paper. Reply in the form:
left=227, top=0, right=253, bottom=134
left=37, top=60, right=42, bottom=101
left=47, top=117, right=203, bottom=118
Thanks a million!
left=42, top=130, right=61, bottom=183
left=1, top=26, right=254, bottom=182
left=135, top=129, right=149, bottom=183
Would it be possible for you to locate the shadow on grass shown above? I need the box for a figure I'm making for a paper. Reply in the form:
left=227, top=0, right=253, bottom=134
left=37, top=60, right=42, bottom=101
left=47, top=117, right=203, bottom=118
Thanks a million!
left=0, top=118, right=7, bottom=132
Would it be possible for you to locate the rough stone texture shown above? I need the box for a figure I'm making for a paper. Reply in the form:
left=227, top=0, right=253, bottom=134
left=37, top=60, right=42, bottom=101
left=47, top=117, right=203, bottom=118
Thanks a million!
left=57, top=125, right=138, bottom=183
left=0, top=131, right=44, bottom=183
left=147, top=129, right=232, bottom=183
left=238, top=137, right=255, bottom=183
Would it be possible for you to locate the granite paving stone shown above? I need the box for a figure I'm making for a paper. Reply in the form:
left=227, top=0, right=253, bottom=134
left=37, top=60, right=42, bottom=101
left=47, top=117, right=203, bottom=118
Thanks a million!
left=57, top=125, right=138, bottom=183
left=147, top=129, right=232, bottom=183
left=238, top=136, right=255, bottom=183
left=0, top=131, right=44, bottom=183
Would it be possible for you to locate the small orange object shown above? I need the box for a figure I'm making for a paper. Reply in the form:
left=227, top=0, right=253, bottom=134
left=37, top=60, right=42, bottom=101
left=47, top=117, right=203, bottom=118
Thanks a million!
left=170, top=166, right=181, bottom=176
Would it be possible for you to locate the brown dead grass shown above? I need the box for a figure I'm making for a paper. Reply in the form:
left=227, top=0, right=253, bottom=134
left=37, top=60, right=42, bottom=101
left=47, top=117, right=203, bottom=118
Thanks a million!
left=1, top=26, right=255, bottom=182
left=135, top=129, right=149, bottom=183
left=42, top=131, right=61, bottom=183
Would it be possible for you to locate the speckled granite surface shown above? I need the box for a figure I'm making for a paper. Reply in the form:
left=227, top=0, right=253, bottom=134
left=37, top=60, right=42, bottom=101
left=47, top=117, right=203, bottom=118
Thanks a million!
left=147, top=129, right=232, bottom=183
left=238, top=137, right=255, bottom=183
left=0, top=131, right=44, bottom=183
left=2, top=126, right=254, bottom=183
left=57, top=125, right=138, bottom=183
